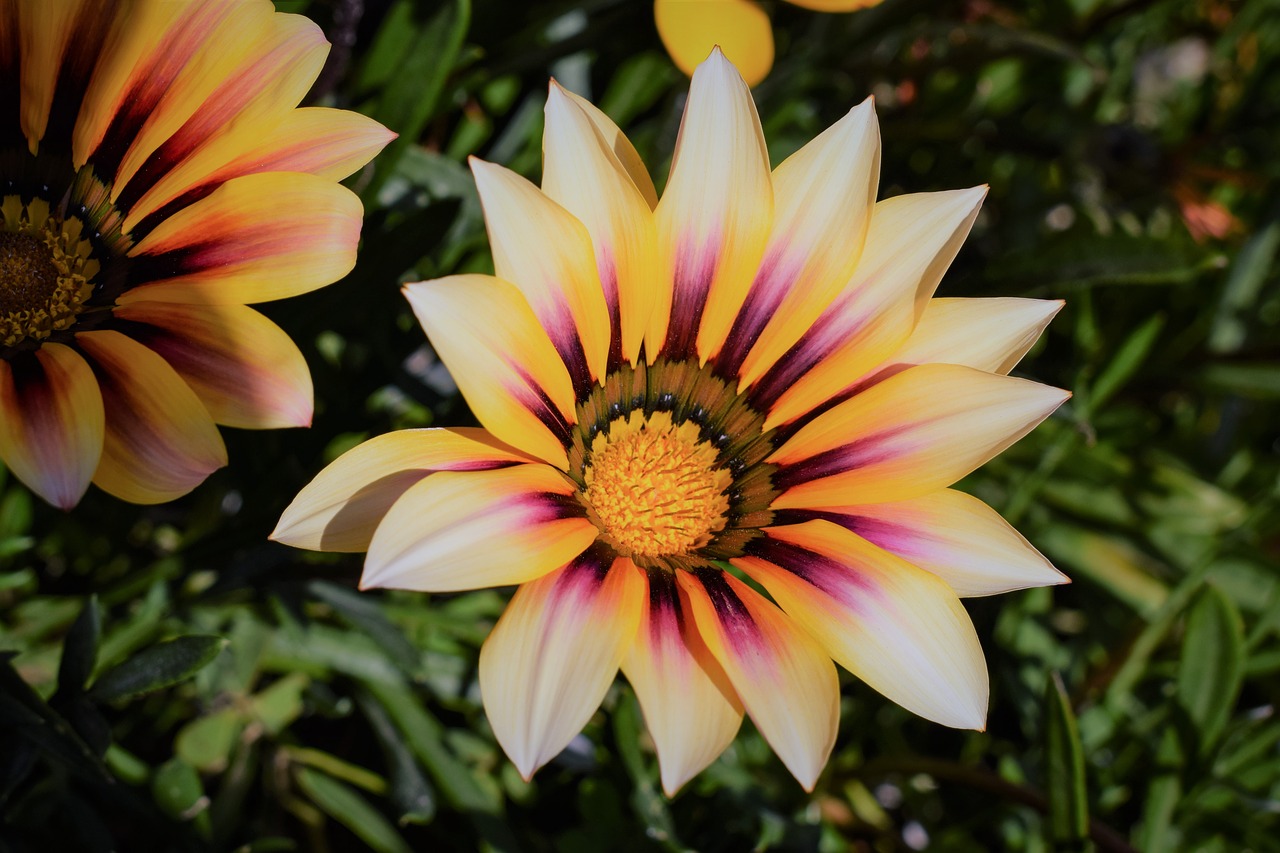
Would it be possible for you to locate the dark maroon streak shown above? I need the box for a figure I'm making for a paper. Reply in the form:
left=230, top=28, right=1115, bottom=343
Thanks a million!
left=6, top=350, right=53, bottom=422
left=556, top=541, right=614, bottom=594
left=713, top=249, right=789, bottom=378
left=771, top=429, right=904, bottom=492
left=547, top=306, right=593, bottom=401
left=749, top=292, right=863, bottom=411
left=40, top=2, right=116, bottom=157
left=663, top=241, right=717, bottom=361
left=646, top=567, right=685, bottom=643
left=690, top=566, right=757, bottom=650
left=745, top=538, right=875, bottom=603
left=512, top=366, right=573, bottom=445
left=598, top=256, right=623, bottom=372
left=770, top=508, right=919, bottom=558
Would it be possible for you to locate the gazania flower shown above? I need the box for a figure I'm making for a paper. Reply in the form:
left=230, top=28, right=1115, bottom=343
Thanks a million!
left=275, top=50, right=1069, bottom=795
left=0, top=0, right=392, bottom=508
left=656, top=0, right=883, bottom=86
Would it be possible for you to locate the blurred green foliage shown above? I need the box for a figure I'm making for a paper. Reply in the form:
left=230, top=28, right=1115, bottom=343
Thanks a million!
left=2, top=0, right=1279, bottom=850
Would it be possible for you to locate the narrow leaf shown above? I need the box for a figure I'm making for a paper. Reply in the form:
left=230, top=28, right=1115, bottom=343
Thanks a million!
left=56, top=595, right=100, bottom=698
left=90, top=635, right=227, bottom=703
left=294, top=766, right=411, bottom=853
left=1177, top=585, right=1245, bottom=752
left=1044, top=672, right=1088, bottom=850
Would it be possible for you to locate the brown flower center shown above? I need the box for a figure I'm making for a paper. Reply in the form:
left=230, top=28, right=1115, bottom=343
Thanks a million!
left=0, top=197, right=98, bottom=348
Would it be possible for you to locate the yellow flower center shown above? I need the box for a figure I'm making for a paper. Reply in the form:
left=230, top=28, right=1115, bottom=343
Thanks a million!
left=583, top=410, right=732, bottom=560
left=0, top=196, right=98, bottom=348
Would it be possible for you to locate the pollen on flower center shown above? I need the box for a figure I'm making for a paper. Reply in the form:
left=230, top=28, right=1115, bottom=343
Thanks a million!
left=583, top=410, right=732, bottom=559
left=0, top=197, right=98, bottom=348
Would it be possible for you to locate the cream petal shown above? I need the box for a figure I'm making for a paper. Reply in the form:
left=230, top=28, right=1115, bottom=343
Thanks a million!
left=0, top=345, right=103, bottom=509
left=542, top=82, right=659, bottom=366
left=781, top=489, right=1067, bottom=597
left=480, top=549, right=645, bottom=779
left=403, top=275, right=577, bottom=469
left=723, top=98, right=880, bottom=385
left=622, top=566, right=743, bottom=796
left=272, top=428, right=532, bottom=552
left=651, top=48, right=773, bottom=362
left=753, top=187, right=987, bottom=428
left=736, top=520, right=988, bottom=730
left=678, top=567, right=839, bottom=790
left=361, top=465, right=598, bottom=593
left=471, top=158, right=611, bottom=390
left=770, top=364, right=1069, bottom=509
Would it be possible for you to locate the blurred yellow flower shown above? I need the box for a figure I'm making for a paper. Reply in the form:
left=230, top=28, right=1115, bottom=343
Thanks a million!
left=0, top=0, right=393, bottom=508
left=276, top=52, right=1069, bottom=795
left=655, top=0, right=884, bottom=85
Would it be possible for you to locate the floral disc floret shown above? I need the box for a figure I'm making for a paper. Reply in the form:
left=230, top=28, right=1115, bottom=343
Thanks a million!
left=0, top=197, right=98, bottom=348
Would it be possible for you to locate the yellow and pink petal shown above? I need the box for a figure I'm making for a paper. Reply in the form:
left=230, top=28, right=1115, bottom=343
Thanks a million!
left=0, top=345, right=103, bottom=510
left=272, top=428, right=533, bottom=553
left=113, top=301, right=312, bottom=431
left=770, top=363, right=1070, bottom=509
left=736, top=520, right=988, bottom=730
left=678, top=567, right=839, bottom=790
left=622, top=566, right=743, bottom=796
left=480, top=549, right=645, bottom=780
left=403, top=275, right=577, bottom=469
left=77, top=330, right=227, bottom=505
left=361, top=464, right=598, bottom=593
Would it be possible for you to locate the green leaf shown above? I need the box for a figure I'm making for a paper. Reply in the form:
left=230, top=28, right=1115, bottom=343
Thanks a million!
left=152, top=757, right=208, bottom=822
left=1043, top=672, right=1088, bottom=850
left=175, top=708, right=244, bottom=774
left=1088, top=312, right=1164, bottom=412
left=360, top=692, right=436, bottom=826
left=90, top=635, right=227, bottom=703
left=1177, top=585, right=1245, bottom=752
left=293, top=766, right=411, bottom=853
left=55, top=595, right=100, bottom=698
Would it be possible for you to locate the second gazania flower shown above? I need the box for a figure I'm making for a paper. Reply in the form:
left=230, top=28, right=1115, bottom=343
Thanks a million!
left=276, top=50, right=1069, bottom=795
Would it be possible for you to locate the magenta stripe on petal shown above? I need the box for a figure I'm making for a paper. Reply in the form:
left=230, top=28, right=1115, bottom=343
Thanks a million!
left=714, top=249, right=801, bottom=377
left=749, top=289, right=872, bottom=410
left=689, top=566, right=764, bottom=658
left=772, top=427, right=910, bottom=492
left=745, top=536, right=877, bottom=612
left=663, top=239, right=718, bottom=360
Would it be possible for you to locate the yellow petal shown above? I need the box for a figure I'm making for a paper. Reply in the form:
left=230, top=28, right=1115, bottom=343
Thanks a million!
left=542, top=82, right=659, bottom=366
left=786, top=489, right=1067, bottom=597
left=622, top=566, right=742, bottom=796
left=0, top=345, right=103, bottom=509
left=678, top=567, right=838, bottom=791
left=550, top=86, right=658, bottom=208
left=117, top=12, right=330, bottom=229
left=878, top=297, right=1064, bottom=377
left=113, top=301, right=311, bottom=430
left=737, top=520, right=987, bottom=730
left=770, top=363, right=1070, bottom=508
left=755, top=187, right=988, bottom=428
left=272, top=428, right=532, bottom=553
left=654, top=0, right=774, bottom=88
left=480, top=550, right=644, bottom=780
left=361, top=465, right=598, bottom=593
left=725, top=98, right=880, bottom=385
left=17, top=0, right=102, bottom=152
left=403, top=275, right=576, bottom=469
left=651, top=48, right=773, bottom=363
left=121, top=172, right=363, bottom=305
left=471, top=158, right=611, bottom=390
left=788, top=0, right=883, bottom=10
left=78, top=330, right=227, bottom=504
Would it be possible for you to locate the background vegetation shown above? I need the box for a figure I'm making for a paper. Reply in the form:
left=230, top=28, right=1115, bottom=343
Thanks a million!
left=3, top=0, right=1278, bottom=850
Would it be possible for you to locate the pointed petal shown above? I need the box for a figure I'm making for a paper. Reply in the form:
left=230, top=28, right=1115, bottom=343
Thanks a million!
left=113, top=301, right=311, bottom=430
left=0, top=345, right=103, bottom=509
left=622, top=567, right=743, bottom=796
left=874, top=297, right=1064, bottom=379
left=654, top=0, right=775, bottom=88
left=652, top=48, right=773, bottom=362
left=771, top=363, right=1070, bottom=508
left=471, top=158, right=611, bottom=390
left=480, top=548, right=645, bottom=780
left=542, top=83, right=659, bottom=366
left=753, top=187, right=987, bottom=428
left=678, top=567, right=838, bottom=790
left=783, top=489, right=1067, bottom=597
left=403, top=275, right=576, bottom=469
left=362, top=465, right=597, bottom=593
left=77, top=330, right=227, bottom=505
left=272, top=428, right=532, bottom=552
left=736, top=521, right=988, bottom=730
left=117, top=13, right=330, bottom=228
left=722, top=99, right=880, bottom=383
left=551, top=86, right=657, bottom=208
left=122, top=172, right=363, bottom=305
left=190, top=107, right=395, bottom=184
left=17, top=0, right=108, bottom=152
